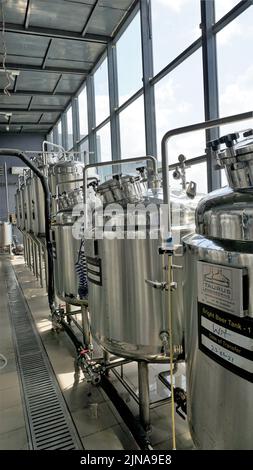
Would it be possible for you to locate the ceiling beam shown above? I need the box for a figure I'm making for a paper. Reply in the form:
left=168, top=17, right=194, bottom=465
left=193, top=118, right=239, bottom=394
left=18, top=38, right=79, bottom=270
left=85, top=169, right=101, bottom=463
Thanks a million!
left=81, top=0, right=99, bottom=37
left=5, top=63, right=88, bottom=75
left=0, top=108, right=63, bottom=113
left=9, top=121, right=55, bottom=125
left=24, top=0, right=32, bottom=29
left=5, top=23, right=110, bottom=44
left=42, top=38, right=53, bottom=69
left=0, top=90, right=73, bottom=97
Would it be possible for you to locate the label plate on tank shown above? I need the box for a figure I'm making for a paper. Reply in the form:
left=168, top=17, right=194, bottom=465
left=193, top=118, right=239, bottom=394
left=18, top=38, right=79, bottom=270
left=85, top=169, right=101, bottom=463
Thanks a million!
left=198, top=302, right=253, bottom=382
left=197, top=261, right=247, bottom=317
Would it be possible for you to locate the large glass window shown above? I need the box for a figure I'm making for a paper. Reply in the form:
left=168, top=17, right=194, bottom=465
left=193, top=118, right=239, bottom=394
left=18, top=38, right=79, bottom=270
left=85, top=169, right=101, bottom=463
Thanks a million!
left=155, top=50, right=205, bottom=162
left=94, top=57, right=110, bottom=126
left=119, top=95, right=146, bottom=159
left=117, top=12, right=143, bottom=105
left=217, top=6, right=253, bottom=135
left=57, top=120, right=62, bottom=147
left=96, top=123, right=111, bottom=162
left=66, top=106, right=73, bottom=150
left=78, top=86, right=88, bottom=140
left=151, top=0, right=201, bottom=75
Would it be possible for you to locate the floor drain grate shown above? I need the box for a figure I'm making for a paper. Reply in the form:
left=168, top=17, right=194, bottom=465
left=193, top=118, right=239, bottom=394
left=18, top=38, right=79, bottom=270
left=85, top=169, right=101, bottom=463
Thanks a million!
left=5, top=262, right=83, bottom=450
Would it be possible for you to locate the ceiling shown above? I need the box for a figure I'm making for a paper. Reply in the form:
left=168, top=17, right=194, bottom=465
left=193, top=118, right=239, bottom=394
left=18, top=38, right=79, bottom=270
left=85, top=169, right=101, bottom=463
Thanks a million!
left=0, top=0, right=136, bottom=134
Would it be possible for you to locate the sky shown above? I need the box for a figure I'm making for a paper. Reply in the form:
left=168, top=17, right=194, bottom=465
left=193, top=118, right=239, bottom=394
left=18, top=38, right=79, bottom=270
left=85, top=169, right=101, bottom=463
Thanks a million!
left=67, top=0, right=252, bottom=194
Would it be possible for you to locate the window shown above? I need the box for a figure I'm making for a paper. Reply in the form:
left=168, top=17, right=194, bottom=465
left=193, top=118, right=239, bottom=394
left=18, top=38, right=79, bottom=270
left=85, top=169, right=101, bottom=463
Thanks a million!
left=66, top=106, right=73, bottom=150
left=151, top=0, right=201, bottom=75
left=96, top=123, right=111, bottom=162
left=57, top=120, right=62, bottom=147
left=80, top=139, right=89, bottom=163
left=117, top=12, right=143, bottom=105
left=78, top=86, right=88, bottom=140
left=119, top=95, right=146, bottom=159
left=215, top=0, right=240, bottom=22
left=94, top=57, right=110, bottom=126
left=217, top=6, right=253, bottom=136
left=155, top=50, right=205, bottom=163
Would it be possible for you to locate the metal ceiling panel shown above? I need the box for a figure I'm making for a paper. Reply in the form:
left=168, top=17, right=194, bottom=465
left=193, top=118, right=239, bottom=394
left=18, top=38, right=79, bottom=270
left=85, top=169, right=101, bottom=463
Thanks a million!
left=48, top=38, right=104, bottom=63
left=39, top=112, right=61, bottom=123
left=1, top=33, right=50, bottom=58
left=1, top=0, right=27, bottom=25
left=0, top=116, right=9, bottom=123
left=55, top=74, right=84, bottom=93
left=31, top=95, right=69, bottom=107
left=4, top=55, right=43, bottom=67
left=21, top=125, right=49, bottom=132
left=99, top=1, right=134, bottom=9
left=0, top=95, right=30, bottom=108
left=87, top=6, right=126, bottom=36
left=29, top=0, right=93, bottom=33
left=0, top=125, right=22, bottom=133
left=45, top=58, right=92, bottom=71
left=11, top=113, right=42, bottom=123
left=17, top=71, right=60, bottom=92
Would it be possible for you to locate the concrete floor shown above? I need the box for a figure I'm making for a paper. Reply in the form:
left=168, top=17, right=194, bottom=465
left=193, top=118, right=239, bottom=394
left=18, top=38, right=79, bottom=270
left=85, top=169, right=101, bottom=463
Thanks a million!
left=0, top=255, right=194, bottom=450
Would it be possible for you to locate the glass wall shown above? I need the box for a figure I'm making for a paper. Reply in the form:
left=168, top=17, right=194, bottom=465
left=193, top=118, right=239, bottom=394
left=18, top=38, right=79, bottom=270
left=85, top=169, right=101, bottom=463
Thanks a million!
left=116, top=11, right=143, bottom=105
left=50, top=1, right=253, bottom=194
left=66, top=106, right=73, bottom=150
left=94, top=57, right=110, bottom=126
left=78, top=86, right=88, bottom=140
left=57, top=120, right=62, bottom=147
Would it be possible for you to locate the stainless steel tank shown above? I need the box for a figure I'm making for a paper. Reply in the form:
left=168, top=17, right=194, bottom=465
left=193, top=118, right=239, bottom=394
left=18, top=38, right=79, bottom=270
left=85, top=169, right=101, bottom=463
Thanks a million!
left=86, top=175, right=197, bottom=361
left=48, top=159, right=84, bottom=217
left=50, top=160, right=88, bottom=306
left=0, top=222, right=12, bottom=247
left=183, top=131, right=253, bottom=449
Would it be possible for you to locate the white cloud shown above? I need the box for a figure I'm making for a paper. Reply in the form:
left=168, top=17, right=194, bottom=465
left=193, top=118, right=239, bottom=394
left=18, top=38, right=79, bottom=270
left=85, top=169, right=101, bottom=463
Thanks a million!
left=217, top=20, right=242, bottom=46
left=220, top=65, right=253, bottom=115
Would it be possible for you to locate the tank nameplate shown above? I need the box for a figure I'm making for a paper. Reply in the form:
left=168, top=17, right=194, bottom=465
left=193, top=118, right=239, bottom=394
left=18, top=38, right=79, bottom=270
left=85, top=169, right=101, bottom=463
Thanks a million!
left=197, top=261, right=248, bottom=317
left=198, top=302, right=253, bottom=382
left=86, top=257, right=102, bottom=286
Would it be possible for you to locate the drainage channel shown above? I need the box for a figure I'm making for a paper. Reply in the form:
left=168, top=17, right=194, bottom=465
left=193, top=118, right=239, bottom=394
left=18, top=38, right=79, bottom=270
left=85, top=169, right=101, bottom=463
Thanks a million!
left=5, top=261, right=83, bottom=450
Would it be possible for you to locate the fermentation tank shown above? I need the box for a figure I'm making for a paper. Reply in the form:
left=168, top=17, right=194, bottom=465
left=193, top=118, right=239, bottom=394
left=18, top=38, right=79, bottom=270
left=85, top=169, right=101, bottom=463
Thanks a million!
left=50, top=160, right=89, bottom=306
left=0, top=222, right=12, bottom=248
left=183, top=131, right=253, bottom=449
left=86, top=171, right=197, bottom=361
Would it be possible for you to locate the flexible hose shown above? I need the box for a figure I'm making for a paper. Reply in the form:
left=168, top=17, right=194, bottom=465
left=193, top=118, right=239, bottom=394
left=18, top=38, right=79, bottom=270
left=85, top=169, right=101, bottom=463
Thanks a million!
left=0, top=149, right=55, bottom=311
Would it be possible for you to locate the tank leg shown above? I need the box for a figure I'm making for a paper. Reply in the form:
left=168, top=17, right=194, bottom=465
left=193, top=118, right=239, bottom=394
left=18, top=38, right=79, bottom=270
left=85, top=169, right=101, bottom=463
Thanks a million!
left=138, top=362, right=150, bottom=432
left=34, top=243, right=39, bottom=280
left=81, top=305, right=90, bottom=347
left=103, top=350, right=110, bottom=376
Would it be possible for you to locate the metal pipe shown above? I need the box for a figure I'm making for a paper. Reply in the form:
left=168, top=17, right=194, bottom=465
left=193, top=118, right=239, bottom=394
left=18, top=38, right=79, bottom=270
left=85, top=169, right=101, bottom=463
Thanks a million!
left=83, top=155, right=157, bottom=204
left=81, top=304, right=90, bottom=346
left=4, top=163, right=9, bottom=221
left=161, top=110, right=253, bottom=234
left=0, top=149, right=55, bottom=311
left=42, top=140, right=66, bottom=158
left=138, top=362, right=150, bottom=431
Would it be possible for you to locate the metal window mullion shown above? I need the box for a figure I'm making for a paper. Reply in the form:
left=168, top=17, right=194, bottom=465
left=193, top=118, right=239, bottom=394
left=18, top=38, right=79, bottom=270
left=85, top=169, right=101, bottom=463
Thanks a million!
left=140, top=0, right=157, bottom=158
left=201, top=0, right=220, bottom=192
left=72, top=97, right=80, bottom=153
left=107, top=41, right=121, bottom=161
left=61, top=113, right=68, bottom=150
left=86, top=74, right=97, bottom=164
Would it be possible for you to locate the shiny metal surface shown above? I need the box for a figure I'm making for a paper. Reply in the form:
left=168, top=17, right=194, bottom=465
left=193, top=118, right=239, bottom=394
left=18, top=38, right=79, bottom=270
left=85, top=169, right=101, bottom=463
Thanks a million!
left=196, top=186, right=253, bottom=241
left=97, top=175, right=147, bottom=205
left=0, top=222, right=12, bottom=247
left=51, top=211, right=87, bottom=306
left=86, top=188, right=197, bottom=361
left=184, top=234, right=253, bottom=449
